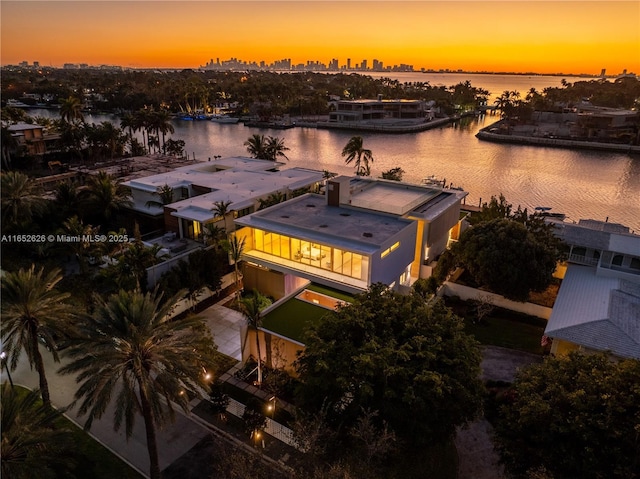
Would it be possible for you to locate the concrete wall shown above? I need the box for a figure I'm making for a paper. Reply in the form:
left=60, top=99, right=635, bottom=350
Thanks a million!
left=370, top=222, right=418, bottom=284
left=242, top=263, right=286, bottom=300
left=241, top=325, right=303, bottom=375
left=439, top=281, right=553, bottom=319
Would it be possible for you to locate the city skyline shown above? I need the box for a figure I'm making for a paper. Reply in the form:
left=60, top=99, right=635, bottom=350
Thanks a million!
left=1, top=1, right=639, bottom=75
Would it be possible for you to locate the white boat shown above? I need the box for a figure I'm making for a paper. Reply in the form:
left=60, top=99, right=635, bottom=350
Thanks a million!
left=6, top=99, right=29, bottom=108
left=422, top=175, right=445, bottom=187
left=211, top=114, right=239, bottom=124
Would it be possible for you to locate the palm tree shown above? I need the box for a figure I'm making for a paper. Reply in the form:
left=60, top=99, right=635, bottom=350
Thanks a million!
left=265, top=136, right=290, bottom=161
left=145, top=183, right=174, bottom=210
left=60, top=216, right=101, bottom=274
left=244, top=134, right=268, bottom=159
left=81, top=171, right=132, bottom=227
left=203, top=223, right=226, bottom=248
left=225, top=234, right=245, bottom=299
left=59, top=96, right=84, bottom=124
left=59, top=288, right=218, bottom=479
left=1, top=171, right=47, bottom=232
left=1, top=266, right=74, bottom=408
left=53, top=181, right=81, bottom=221
left=1, top=383, right=75, bottom=478
left=212, top=199, right=234, bottom=234
left=238, top=290, right=270, bottom=386
left=342, top=136, right=373, bottom=176
left=150, top=109, right=174, bottom=154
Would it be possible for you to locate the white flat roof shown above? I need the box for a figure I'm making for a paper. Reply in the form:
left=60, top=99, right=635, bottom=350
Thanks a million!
left=235, top=193, right=414, bottom=254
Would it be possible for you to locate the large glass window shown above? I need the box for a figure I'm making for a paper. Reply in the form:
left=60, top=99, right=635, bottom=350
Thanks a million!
left=248, top=228, right=367, bottom=281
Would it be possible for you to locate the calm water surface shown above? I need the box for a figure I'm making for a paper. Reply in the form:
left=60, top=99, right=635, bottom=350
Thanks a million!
left=30, top=73, right=640, bottom=231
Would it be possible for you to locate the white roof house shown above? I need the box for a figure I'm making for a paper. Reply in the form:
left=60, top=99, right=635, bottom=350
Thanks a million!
left=546, top=220, right=640, bottom=359
left=234, top=176, right=468, bottom=296
left=122, top=157, right=324, bottom=236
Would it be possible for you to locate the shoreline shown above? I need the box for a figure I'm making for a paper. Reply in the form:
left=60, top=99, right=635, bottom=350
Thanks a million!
left=476, top=120, right=640, bottom=154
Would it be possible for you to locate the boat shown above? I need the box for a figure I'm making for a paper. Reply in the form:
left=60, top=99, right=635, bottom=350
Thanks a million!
left=535, top=206, right=566, bottom=220
left=422, top=175, right=445, bottom=187
left=5, top=99, right=30, bottom=108
left=211, top=114, right=239, bottom=124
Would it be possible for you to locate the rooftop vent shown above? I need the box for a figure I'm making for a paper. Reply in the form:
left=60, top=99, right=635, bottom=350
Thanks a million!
left=306, top=204, right=316, bottom=208
left=339, top=213, right=351, bottom=217
left=281, top=215, right=290, bottom=218
left=319, top=224, right=328, bottom=228
left=362, top=232, right=373, bottom=238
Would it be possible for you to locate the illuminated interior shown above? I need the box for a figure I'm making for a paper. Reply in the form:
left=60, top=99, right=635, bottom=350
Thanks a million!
left=237, top=227, right=369, bottom=282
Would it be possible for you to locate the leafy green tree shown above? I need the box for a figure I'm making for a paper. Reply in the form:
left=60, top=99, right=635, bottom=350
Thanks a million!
left=0, top=171, right=47, bottom=232
left=296, top=283, right=484, bottom=447
left=447, top=218, right=560, bottom=301
left=59, top=288, right=219, bottom=479
left=342, top=136, right=373, bottom=176
left=1, top=266, right=74, bottom=408
left=165, top=138, right=185, bottom=157
left=1, top=383, right=75, bottom=479
left=493, top=352, right=640, bottom=479
left=60, top=216, right=102, bottom=274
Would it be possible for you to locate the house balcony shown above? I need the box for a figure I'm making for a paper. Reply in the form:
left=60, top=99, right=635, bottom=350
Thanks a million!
left=568, top=253, right=599, bottom=266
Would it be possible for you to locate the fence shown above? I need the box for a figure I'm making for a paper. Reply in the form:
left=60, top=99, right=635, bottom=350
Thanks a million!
left=439, top=281, right=552, bottom=320
left=226, top=398, right=296, bottom=447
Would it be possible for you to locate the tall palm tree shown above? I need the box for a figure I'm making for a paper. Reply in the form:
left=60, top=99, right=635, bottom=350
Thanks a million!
left=59, top=96, right=84, bottom=124
left=238, top=290, right=270, bottom=386
left=1, top=266, right=74, bottom=408
left=342, top=136, right=373, bottom=176
left=1, top=383, right=75, bottom=479
left=59, top=288, right=218, bottom=479
left=265, top=136, right=290, bottom=161
left=244, top=134, right=268, bottom=159
left=225, top=234, right=245, bottom=299
left=150, top=109, right=174, bottom=154
left=212, top=199, right=234, bottom=234
left=1, top=171, right=47, bottom=232
left=81, top=171, right=132, bottom=227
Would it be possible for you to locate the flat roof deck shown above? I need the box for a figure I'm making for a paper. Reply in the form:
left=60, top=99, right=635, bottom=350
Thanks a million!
left=236, top=194, right=414, bottom=252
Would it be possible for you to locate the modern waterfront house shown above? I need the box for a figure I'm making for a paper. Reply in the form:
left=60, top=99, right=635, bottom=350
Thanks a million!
left=122, top=157, right=324, bottom=240
left=545, top=219, right=640, bottom=359
left=234, top=175, right=468, bottom=298
left=234, top=175, right=468, bottom=371
left=328, top=98, right=430, bottom=123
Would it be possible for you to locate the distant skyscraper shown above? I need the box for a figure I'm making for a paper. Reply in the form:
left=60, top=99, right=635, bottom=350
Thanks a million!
left=347, top=58, right=351, bottom=70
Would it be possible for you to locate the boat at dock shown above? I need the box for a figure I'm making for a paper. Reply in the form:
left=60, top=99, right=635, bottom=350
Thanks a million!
left=210, top=114, right=239, bottom=124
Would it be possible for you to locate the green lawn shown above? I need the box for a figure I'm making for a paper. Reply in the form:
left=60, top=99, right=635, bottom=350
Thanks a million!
left=306, top=283, right=355, bottom=303
left=444, top=297, right=547, bottom=354
left=262, top=298, right=330, bottom=343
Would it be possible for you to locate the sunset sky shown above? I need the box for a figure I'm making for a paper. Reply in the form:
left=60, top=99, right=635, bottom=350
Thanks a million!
left=1, top=1, right=638, bottom=74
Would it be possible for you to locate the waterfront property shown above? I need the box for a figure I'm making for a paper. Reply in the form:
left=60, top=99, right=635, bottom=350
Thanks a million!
left=545, top=219, right=640, bottom=359
left=234, top=175, right=467, bottom=297
left=318, top=97, right=447, bottom=132
left=6, top=122, right=60, bottom=158
left=122, top=157, right=324, bottom=240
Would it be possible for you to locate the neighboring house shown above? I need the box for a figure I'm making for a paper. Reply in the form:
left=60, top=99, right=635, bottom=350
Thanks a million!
left=328, top=98, right=430, bottom=123
left=234, top=175, right=467, bottom=297
left=545, top=219, right=640, bottom=359
left=7, top=122, right=48, bottom=156
left=122, top=157, right=324, bottom=240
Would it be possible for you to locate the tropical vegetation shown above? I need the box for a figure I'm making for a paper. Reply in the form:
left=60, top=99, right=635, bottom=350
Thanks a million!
left=341, top=136, right=373, bottom=176
left=59, top=288, right=219, bottom=479
left=492, top=352, right=640, bottom=479
left=1, top=266, right=75, bottom=409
